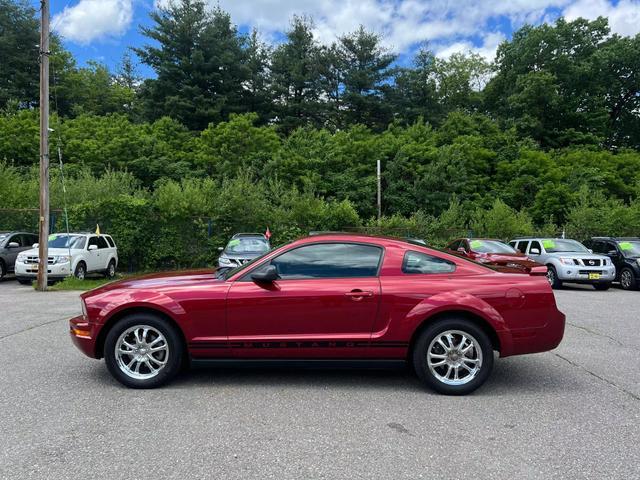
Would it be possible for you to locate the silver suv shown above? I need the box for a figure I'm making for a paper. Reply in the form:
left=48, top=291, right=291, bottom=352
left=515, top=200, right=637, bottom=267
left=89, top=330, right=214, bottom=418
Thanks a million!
left=508, top=237, right=615, bottom=290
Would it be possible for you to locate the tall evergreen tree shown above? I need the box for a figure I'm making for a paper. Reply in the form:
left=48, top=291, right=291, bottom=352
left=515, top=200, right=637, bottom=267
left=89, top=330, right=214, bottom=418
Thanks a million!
left=0, top=0, right=39, bottom=109
left=135, top=0, right=248, bottom=130
left=244, top=30, right=273, bottom=124
left=337, top=26, right=396, bottom=130
left=270, top=16, right=324, bottom=133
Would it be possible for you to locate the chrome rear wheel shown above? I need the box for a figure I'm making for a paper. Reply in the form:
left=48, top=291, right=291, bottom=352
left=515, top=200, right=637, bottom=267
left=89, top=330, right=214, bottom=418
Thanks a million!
left=427, top=330, right=483, bottom=386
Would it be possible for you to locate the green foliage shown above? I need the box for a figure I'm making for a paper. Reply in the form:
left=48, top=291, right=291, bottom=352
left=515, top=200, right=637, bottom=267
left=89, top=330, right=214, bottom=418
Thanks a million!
left=470, top=199, right=534, bottom=240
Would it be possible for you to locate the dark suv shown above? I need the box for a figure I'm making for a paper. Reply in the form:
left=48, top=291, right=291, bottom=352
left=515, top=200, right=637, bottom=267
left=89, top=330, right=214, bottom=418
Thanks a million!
left=584, top=237, right=640, bottom=290
left=0, top=232, right=38, bottom=280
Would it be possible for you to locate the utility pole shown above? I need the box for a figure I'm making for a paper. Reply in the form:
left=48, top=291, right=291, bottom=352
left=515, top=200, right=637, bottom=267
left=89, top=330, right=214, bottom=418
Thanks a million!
left=376, top=159, right=382, bottom=224
left=37, top=0, right=50, bottom=291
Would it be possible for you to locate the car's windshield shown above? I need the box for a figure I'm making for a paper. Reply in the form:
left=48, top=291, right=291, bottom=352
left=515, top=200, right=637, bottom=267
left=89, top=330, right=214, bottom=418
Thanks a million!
left=220, top=248, right=276, bottom=280
left=224, top=237, right=270, bottom=254
left=542, top=239, right=588, bottom=253
left=0, top=233, right=8, bottom=244
left=469, top=239, right=517, bottom=254
left=48, top=234, right=86, bottom=249
left=617, top=241, right=640, bottom=257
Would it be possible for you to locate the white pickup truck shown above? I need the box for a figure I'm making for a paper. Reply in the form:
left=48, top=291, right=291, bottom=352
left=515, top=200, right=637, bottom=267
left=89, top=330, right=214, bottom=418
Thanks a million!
left=14, top=232, right=118, bottom=284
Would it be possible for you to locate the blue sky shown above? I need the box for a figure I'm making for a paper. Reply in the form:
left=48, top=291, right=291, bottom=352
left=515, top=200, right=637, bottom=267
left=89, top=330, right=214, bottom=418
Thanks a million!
left=37, top=0, right=640, bottom=78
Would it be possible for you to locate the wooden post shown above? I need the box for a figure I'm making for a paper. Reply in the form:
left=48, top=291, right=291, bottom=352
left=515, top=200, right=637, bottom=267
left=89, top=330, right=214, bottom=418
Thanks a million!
left=37, top=0, right=50, bottom=291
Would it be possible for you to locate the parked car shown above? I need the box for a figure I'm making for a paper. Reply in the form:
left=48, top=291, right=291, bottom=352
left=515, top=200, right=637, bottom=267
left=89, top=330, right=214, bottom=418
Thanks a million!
left=445, top=238, right=540, bottom=272
left=0, top=231, right=38, bottom=280
left=70, top=233, right=565, bottom=395
left=584, top=237, right=640, bottom=290
left=15, top=232, right=118, bottom=284
left=508, top=237, right=615, bottom=290
left=218, top=233, right=270, bottom=268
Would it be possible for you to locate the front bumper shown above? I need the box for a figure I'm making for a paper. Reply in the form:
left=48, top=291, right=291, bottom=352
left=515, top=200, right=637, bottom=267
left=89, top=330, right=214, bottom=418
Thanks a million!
left=556, top=265, right=615, bottom=283
left=69, top=315, right=99, bottom=358
left=15, top=261, right=72, bottom=278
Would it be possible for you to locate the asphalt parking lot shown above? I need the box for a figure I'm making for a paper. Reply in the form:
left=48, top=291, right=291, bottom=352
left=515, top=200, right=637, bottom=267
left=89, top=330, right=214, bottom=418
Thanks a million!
left=0, top=279, right=638, bottom=480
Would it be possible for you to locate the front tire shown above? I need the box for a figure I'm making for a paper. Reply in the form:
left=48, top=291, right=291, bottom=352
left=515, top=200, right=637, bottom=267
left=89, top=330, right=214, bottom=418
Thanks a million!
left=74, top=261, right=86, bottom=280
left=0, top=260, right=6, bottom=279
left=620, top=268, right=637, bottom=290
left=104, top=313, right=184, bottom=388
left=547, top=265, right=562, bottom=289
left=412, top=318, right=494, bottom=395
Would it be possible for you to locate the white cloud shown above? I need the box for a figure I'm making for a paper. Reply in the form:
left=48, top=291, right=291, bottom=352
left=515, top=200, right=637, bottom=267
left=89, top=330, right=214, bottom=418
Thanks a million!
left=149, top=0, right=639, bottom=58
left=53, top=0, right=134, bottom=44
left=563, top=0, right=640, bottom=36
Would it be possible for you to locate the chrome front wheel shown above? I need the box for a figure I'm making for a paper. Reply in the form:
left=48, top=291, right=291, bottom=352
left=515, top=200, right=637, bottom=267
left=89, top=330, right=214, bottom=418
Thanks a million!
left=427, top=330, right=483, bottom=386
left=115, top=325, right=169, bottom=380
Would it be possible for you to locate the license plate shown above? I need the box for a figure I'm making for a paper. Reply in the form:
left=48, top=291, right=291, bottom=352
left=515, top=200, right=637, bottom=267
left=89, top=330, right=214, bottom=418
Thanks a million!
left=588, top=273, right=600, bottom=280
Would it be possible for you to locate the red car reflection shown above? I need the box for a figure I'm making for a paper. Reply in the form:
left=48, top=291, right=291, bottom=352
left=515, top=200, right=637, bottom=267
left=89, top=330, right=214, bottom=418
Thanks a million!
left=70, top=234, right=564, bottom=395
left=446, top=238, right=542, bottom=272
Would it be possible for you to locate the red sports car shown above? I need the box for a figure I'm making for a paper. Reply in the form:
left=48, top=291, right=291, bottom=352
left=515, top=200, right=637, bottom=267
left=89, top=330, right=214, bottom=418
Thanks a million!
left=70, top=234, right=565, bottom=395
left=446, top=238, right=541, bottom=272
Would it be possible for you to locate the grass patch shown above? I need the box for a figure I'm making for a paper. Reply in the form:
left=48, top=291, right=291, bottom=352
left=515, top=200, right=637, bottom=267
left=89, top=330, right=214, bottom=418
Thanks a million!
left=46, top=275, right=129, bottom=291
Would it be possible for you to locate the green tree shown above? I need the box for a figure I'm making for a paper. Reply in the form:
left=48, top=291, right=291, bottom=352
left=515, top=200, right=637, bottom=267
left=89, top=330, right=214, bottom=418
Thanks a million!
left=135, top=0, right=249, bottom=130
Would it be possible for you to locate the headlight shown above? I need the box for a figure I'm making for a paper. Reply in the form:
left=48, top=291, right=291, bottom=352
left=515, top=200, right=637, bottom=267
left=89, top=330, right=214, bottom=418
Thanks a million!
left=219, top=256, right=232, bottom=266
left=17, top=253, right=26, bottom=262
left=559, top=258, right=575, bottom=265
left=51, top=255, right=71, bottom=264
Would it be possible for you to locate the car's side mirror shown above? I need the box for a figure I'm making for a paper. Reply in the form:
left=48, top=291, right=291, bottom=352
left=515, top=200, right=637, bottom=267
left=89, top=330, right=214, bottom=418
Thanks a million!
left=88, top=244, right=98, bottom=251
left=33, top=243, right=39, bottom=248
left=251, top=265, right=279, bottom=283
left=530, top=248, right=540, bottom=255
left=457, top=247, right=467, bottom=255
left=217, top=247, right=224, bottom=252
left=7, top=242, right=19, bottom=248
left=607, top=250, right=618, bottom=256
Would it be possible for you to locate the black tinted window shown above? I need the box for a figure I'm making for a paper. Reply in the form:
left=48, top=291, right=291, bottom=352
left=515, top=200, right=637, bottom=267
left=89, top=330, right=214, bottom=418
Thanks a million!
left=106, top=236, right=115, bottom=247
left=530, top=241, right=542, bottom=253
left=88, top=237, right=98, bottom=248
left=97, top=236, right=109, bottom=249
left=266, top=243, right=382, bottom=279
left=402, top=251, right=456, bottom=274
left=447, top=240, right=460, bottom=250
left=9, top=235, right=23, bottom=246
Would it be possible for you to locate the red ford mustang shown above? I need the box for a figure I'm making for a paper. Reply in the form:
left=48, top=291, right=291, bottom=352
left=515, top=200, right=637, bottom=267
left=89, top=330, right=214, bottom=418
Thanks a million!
left=69, top=234, right=565, bottom=395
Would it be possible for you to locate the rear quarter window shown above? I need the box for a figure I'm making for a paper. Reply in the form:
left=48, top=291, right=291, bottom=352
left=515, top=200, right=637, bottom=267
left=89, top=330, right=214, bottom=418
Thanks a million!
left=402, top=251, right=456, bottom=274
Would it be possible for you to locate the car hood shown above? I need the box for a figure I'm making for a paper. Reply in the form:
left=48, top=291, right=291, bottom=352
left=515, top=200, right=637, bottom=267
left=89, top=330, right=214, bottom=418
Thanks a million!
left=546, top=252, right=607, bottom=259
left=84, top=269, right=221, bottom=297
left=17, top=247, right=78, bottom=256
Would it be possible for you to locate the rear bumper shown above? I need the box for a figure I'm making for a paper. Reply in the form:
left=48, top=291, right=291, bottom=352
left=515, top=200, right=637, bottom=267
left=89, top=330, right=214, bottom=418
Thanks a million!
left=501, top=309, right=566, bottom=357
left=69, top=315, right=99, bottom=358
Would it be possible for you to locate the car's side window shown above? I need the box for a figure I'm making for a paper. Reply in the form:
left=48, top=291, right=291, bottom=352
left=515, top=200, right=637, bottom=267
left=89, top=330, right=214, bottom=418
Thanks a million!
left=509, top=241, right=517, bottom=248
left=529, top=241, right=542, bottom=254
left=448, top=240, right=460, bottom=250
left=106, top=236, right=115, bottom=248
left=97, top=236, right=109, bottom=249
left=516, top=241, right=529, bottom=253
left=9, top=235, right=23, bottom=246
left=87, top=236, right=99, bottom=249
left=402, top=251, right=456, bottom=274
left=248, top=243, right=383, bottom=280
left=606, top=241, right=618, bottom=254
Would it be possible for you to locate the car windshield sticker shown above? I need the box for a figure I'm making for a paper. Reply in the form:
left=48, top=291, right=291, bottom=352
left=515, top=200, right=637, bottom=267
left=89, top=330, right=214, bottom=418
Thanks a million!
left=542, top=240, right=555, bottom=249
left=228, top=239, right=240, bottom=247
left=470, top=240, right=483, bottom=249
left=48, top=234, right=57, bottom=241
left=619, top=241, right=633, bottom=251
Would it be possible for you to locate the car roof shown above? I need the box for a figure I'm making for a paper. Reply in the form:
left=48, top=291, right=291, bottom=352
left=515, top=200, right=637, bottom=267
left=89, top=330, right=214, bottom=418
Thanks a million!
left=231, top=233, right=266, bottom=239
left=296, top=232, right=430, bottom=249
left=591, top=236, right=640, bottom=241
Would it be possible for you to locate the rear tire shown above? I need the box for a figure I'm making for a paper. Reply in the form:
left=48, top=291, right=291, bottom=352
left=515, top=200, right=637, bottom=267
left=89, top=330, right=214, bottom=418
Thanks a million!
left=593, top=283, right=611, bottom=291
left=547, top=265, right=562, bottom=289
left=104, top=313, right=184, bottom=389
left=105, top=259, right=116, bottom=279
left=620, top=268, right=637, bottom=290
left=412, top=318, right=494, bottom=395
left=0, top=260, right=5, bottom=279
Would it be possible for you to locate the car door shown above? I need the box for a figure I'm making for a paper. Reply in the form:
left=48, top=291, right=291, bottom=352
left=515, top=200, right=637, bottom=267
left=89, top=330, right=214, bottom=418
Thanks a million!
left=603, top=241, right=624, bottom=276
left=4, top=234, right=25, bottom=270
left=85, top=236, right=101, bottom=272
left=226, top=242, right=383, bottom=359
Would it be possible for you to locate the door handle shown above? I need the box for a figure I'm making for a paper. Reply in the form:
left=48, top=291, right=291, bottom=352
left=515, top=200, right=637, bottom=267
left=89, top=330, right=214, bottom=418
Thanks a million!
left=344, top=290, right=374, bottom=300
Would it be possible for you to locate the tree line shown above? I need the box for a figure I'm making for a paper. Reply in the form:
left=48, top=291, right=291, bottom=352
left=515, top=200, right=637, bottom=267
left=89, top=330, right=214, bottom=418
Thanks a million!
left=1, top=0, right=640, bottom=263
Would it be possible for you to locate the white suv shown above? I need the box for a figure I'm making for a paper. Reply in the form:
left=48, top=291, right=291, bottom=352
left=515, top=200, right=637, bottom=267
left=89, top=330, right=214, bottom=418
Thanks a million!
left=15, top=233, right=118, bottom=285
